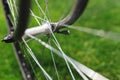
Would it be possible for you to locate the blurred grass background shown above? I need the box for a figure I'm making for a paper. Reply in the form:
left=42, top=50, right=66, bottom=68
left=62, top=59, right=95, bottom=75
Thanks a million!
left=0, top=0, right=120, bottom=80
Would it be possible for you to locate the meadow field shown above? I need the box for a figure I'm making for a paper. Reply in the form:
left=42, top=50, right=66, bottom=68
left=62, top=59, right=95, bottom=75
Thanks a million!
left=0, top=0, right=120, bottom=80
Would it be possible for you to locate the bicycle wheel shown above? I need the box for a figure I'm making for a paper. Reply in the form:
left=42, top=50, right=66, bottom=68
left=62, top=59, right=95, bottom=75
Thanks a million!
left=2, top=0, right=109, bottom=80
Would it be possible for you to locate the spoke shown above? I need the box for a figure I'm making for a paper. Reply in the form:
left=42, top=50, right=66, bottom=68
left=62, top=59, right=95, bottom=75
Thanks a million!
left=13, top=0, right=18, bottom=15
left=35, top=0, right=49, bottom=21
left=26, top=34, right=90, bottom=80
left=26, top=34, right=109, bottom=80
left=30, top=10, right=41, bottom=25
left=7, top=0, right=17, bottom=26
left=51, top=39, right=76, bottom=80
left=48, top=39, right=60, bottom=80
left=58, top=1, right=73, bottom=23
left=46, top=22, right=76, bottom=80
left=22, top=38, right=52, bottom=80
left=44, top=0, right=51, bottom=22
left=30, top=10, right=48, bottom=23
left=22, top=45, right=38, bottom=80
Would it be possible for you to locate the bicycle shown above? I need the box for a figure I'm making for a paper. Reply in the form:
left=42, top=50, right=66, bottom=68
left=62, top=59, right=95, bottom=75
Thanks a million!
left=1, top=0, right=116, bottom=80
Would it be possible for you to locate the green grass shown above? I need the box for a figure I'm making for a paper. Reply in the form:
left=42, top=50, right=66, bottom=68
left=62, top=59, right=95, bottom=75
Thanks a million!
left=0, top=0, right=120, bottom=80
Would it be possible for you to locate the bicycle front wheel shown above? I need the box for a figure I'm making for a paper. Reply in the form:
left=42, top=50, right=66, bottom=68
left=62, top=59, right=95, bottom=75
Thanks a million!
left=2, top=0, right=104, bottom=80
